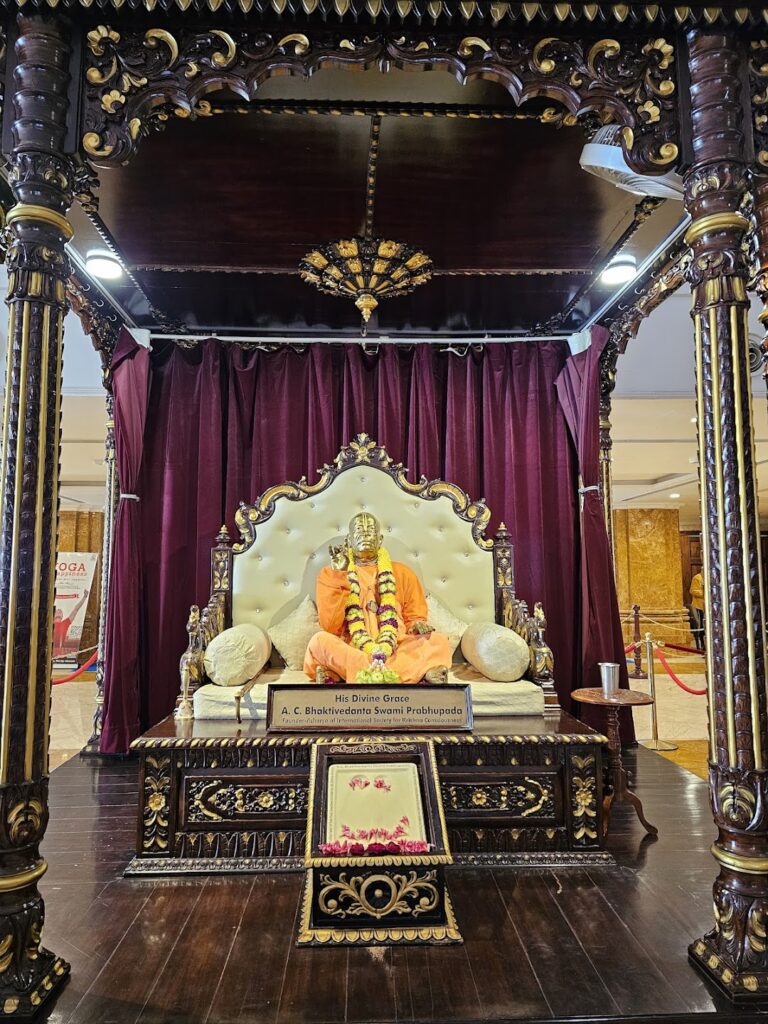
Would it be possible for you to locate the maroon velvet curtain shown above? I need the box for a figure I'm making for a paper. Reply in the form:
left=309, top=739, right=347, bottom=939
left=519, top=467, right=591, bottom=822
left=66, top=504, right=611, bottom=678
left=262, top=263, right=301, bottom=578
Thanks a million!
left=555, top=327, right=633, bottom=739
left=109, top=340, right=584, bottom=750
left=100, top=329, right=151, bottom=754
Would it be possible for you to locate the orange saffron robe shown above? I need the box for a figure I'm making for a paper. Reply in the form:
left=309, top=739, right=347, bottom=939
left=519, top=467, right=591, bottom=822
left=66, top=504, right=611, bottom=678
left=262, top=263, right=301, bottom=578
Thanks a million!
left=304, top=561, right=451, bottom=682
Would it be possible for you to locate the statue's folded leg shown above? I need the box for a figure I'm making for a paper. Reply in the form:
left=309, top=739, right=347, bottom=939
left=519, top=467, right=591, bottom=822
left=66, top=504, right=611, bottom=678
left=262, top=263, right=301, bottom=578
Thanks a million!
left=390, top=632, right=452, bottom=683
left=303, top=630, right=368, bottom=682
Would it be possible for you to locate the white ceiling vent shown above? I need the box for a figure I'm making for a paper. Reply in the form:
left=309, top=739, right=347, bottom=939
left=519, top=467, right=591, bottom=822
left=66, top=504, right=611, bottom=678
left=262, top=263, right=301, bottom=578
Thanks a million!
left=579, top=126, right=683, bottom=200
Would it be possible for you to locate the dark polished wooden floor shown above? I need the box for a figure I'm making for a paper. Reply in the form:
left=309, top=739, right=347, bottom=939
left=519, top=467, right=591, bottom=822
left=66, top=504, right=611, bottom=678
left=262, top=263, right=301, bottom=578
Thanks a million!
left=38, top=748, right=768, bottom=1024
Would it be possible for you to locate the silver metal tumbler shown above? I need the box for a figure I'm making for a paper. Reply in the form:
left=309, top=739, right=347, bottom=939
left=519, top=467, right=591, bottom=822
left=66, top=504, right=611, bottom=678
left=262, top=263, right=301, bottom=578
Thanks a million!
left=598, top=662, right=620, bottom=698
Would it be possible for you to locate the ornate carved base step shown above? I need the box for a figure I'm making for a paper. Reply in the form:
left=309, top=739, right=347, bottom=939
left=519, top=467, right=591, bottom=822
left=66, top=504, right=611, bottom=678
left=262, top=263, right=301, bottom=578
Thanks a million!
left=124, top=850, right=615, bottom=875
left=689, top=936, right=768, bottom=1001
left=124, top=855, right=306, bottom=875
left=0, top=949, right=70, bottom=1021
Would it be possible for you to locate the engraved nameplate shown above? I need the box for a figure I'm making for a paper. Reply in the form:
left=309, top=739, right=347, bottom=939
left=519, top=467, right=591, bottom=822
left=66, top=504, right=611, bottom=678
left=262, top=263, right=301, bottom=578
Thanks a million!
left=266, top=684, right=472, bottom=733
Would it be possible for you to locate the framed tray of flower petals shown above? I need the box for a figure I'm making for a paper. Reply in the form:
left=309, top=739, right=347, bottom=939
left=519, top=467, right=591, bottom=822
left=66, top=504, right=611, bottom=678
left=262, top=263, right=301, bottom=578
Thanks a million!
left=306, top=737, right=451, bottom=863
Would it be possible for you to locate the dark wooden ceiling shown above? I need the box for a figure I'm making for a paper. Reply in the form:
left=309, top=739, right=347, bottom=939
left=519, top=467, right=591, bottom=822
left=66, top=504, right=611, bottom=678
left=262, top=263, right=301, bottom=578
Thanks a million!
left=70, top=67, right=686, bottom=337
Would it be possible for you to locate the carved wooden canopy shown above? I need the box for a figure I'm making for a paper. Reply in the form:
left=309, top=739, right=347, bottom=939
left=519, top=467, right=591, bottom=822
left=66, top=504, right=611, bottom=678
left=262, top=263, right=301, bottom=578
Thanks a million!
left=3, top=0, right=768, bottom=25
left=49, top=16, right=692, bottom=342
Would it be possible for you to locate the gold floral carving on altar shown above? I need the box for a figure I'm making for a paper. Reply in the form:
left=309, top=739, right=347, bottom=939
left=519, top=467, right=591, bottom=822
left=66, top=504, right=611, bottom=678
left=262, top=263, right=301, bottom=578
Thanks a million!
left=297, top=875, right=462, bottom=946
left=570, top=754, right=598, bottom=843
left=440, top=777, right=555, bottom=817
left=142, top=754, right=171, bottom=852
left=317, top=869, right=440, bottom=919
left=186, top=779, right=307, bottom=822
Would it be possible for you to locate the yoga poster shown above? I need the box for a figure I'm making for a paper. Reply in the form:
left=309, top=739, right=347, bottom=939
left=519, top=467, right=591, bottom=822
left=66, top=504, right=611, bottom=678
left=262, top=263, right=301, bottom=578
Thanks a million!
left=53, top=553, right=98, bottom=668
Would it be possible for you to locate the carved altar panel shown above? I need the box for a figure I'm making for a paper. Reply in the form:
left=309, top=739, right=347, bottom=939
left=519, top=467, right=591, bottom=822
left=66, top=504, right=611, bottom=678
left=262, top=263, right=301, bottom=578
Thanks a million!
left=613, top=508, right=692, bottom=644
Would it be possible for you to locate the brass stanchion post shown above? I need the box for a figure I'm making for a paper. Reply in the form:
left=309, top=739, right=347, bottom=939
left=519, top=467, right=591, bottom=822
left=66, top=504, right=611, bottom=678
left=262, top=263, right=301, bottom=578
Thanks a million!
left=630, top=603, right=648, bottom=679
left=641, top=633, right=677, bottom=752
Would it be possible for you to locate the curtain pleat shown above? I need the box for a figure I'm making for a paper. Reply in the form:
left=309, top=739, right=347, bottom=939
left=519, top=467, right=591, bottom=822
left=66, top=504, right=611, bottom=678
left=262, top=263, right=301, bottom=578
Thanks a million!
left=555, top=327, right=634, bottom=739
left=100, top=329, right=151, bottom=753
left=106, top=339, right=595, bottom=750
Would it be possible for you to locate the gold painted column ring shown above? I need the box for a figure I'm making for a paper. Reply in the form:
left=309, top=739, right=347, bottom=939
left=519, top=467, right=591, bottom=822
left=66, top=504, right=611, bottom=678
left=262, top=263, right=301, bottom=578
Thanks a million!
left=5, top=204, right=73, bottom=240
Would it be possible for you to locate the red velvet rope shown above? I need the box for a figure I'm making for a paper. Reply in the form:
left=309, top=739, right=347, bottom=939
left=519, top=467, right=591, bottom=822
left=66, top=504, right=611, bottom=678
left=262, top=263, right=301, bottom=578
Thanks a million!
left=654, top=648, right=706, bottom=695
left=52, top=651, right=98, bottom=684
left=624, top=643, right=636, bottom=655
left=664, top=641, right=704, bottom=656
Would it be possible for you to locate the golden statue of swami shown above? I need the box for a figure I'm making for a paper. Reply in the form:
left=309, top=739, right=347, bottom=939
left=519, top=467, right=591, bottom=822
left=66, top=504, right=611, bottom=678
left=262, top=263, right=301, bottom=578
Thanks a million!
left=304, top=512, right=452, bottom=684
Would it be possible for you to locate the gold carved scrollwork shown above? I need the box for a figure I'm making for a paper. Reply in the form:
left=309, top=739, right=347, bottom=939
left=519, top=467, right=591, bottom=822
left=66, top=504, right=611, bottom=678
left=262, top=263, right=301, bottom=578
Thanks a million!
left=586, top=38, right=620, bottom=75
left=186, top=779, right=306, bottom=822
left=232, top=433, right=493, bottom=554
left=83, top=26, right=238, bottom=160
left=142, top=755, right=171, bottom=852
left=210, top=30, right=237, bottom=67
left=715, top=897, right=736, bottom=943
left=532, top=36, right=558, bottom=73
left=0, top=934, right=13, bottom=975
left=144, top=29, right=180, bottom=65
left=719, top=781, right=758, bottom=828
left=26, top=923, right=41, bottom=963
left=748, top=904, right=767, bottom=954
left=81, top=30, right=679, bottom=175
left=571, top=754, right=598, bottom=842
left=6, top=799, right=44, bottom=846
left=212, top=551, right=230, bottom=591
left=750, top=42, right=768, bottom=170
left=277, top=33, right=311, bottom=55
left=457, top=36, right=491, bottom=57
left=441, top=777, right=555, bottom=816
left=318, top=870, right=439, bottom=919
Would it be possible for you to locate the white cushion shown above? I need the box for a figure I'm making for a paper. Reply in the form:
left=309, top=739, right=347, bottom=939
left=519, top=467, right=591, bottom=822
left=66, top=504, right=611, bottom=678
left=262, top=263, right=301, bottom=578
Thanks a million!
left=267, top=596, right=320, bottom=671
left=193, top=666, right=545, bottom=719
left=426, top=593, right=468, bottom=656
left=461, top=622, right=530, bottom=682
left=203, top=624, right=271, bottom=687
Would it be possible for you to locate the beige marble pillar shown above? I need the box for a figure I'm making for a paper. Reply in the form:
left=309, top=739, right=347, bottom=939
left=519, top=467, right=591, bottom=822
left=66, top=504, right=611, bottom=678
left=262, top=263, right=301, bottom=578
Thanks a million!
left=613, top=508, right=693, bottom=646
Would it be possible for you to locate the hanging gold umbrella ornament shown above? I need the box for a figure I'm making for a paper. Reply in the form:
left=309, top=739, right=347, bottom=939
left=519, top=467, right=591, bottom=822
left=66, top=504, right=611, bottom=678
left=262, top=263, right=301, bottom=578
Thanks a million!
left=299, top=116, right=433, bottom=332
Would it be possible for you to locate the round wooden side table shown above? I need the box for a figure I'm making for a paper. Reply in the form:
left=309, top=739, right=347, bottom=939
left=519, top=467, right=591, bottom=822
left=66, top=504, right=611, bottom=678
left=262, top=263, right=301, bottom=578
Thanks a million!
left=572, top=687, right=658, bottom=837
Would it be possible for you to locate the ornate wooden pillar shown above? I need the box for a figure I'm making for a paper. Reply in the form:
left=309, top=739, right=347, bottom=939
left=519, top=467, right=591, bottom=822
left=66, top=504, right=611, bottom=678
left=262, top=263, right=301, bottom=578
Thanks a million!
left=684, top=30, right=768, bottom=1000
left=599, top=336, right=620, bottom=564
left=0, top=13, right=74, bottom=1014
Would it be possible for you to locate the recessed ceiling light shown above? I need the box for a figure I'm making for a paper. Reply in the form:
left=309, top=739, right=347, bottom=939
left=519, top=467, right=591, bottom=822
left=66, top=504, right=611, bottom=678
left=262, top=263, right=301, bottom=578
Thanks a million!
left=85, top=249, right=124, bottom=281
left=669, top=492, right=681, bottom=499
left=600, top=254, right=637, bottom=286
left=690, top=416, right=697, bottom=424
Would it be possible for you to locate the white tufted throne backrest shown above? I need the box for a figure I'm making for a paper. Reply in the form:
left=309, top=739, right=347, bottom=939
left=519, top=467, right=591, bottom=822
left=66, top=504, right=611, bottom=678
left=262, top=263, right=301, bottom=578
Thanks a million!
left=230, top=437, right=497, bottom=632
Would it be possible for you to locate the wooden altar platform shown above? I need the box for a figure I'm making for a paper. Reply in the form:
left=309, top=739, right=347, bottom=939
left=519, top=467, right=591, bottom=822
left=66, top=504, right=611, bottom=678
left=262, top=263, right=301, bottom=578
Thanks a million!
left=37, top=747, right=768, bottom=1023
left=127, top=712, right=608, bottom=872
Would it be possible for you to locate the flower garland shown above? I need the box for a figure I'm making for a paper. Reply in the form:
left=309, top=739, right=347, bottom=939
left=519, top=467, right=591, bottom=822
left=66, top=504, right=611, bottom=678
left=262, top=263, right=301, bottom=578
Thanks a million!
left=345, top=547, right=399, bottom=658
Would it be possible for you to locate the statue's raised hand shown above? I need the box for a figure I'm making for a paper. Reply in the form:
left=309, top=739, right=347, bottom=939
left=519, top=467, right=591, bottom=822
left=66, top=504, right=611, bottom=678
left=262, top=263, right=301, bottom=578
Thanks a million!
left=410, top=620, right=434, bottom=636
left=329, top=543, right=350, bottom=571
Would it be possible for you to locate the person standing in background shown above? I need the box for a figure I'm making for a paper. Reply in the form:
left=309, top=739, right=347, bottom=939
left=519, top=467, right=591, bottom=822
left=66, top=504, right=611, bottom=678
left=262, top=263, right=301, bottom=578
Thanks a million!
left=689, top=572, right=705, bottom=651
